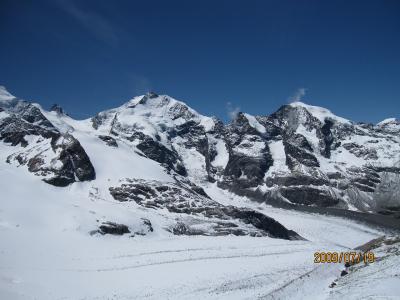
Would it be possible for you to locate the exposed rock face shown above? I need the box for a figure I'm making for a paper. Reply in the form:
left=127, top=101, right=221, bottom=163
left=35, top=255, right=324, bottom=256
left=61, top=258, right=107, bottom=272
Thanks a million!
left=50, top=104, right=65, bottom=115
left=97, top=219, right=154, bottom=236
left=283, top=133, right=320, bottom=169
left=223, top=113, right=273, bottom=190
left=45, top=135, right=96, bottom=186
left=141, top=218, right=154, bottom=233
left=136, top=137, right=187, bottom=176
left=342, top=142, right=378, bottom=160
left=109, top=178, right=301, bottom=239
left=6, top=132, right=95, bottom=187
left=0, top=96, right=95, bottom=186
left=98, top=135, right=118, bottom=147
left=319, top=119, right=334, bottom=158
left=0, top=114, right=57, bottom=146
left=217, top=104, right=399, bottom=212
left=279, top=186, right=339, bottom=207
left=99, top=222, right=130, bottom=235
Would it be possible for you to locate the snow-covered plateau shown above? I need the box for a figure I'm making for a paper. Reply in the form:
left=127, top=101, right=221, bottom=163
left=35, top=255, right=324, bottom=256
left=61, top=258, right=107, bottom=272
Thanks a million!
left=0, top=86, right=399, bottom=299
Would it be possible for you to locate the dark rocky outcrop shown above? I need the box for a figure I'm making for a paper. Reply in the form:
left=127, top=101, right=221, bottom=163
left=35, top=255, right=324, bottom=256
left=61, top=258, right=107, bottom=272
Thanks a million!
left=224, top=153, right=272, bottom=186
left=280, top=186, right=339, bottom=207
left=0, top=115, right=58, bottom=146
left=50, top=104, right=65, bottom=115
left=109, top=179, right=302, bottom=240
left=98, top=135, right=118, bottom=147
left=283, top=133, right=320, bottom=169
left=137, top=136, right=187, bottom=176
left=99, top=222, right=130, bottom=235
left=141, top=218, right=154, bottom=232
left=221, top=206, right=299, bottom=240
left=0, top=101, right=95, bottom=187
left=319, top=119, right=335, bottom=158
left=46, top=135, right=96, bottom=186
left=343, top=143, right=378, bottom=160
left=223, top=113, right=273, bottom=188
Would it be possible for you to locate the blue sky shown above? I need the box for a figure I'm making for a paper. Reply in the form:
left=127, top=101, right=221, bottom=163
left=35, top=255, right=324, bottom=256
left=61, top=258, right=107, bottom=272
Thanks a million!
left=0, top=0, right=399, bottom=122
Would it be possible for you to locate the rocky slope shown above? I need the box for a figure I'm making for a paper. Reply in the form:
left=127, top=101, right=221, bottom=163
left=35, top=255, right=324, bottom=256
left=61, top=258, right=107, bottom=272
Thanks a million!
left=0, top=87, right=95, bottom=186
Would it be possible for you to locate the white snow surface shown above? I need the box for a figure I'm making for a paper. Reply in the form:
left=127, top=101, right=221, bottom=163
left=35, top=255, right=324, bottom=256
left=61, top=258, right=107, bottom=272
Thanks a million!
left=290, top=101, right=351, bottom=124
left=244, top=113, right=266, bottom=133
left=0, top=149, right=388, bottom=299
left=265, top=140, right=291, bottom=176
left=210, top=138, right=229, bottom=168
left=377, top=117, right=397, bottom=125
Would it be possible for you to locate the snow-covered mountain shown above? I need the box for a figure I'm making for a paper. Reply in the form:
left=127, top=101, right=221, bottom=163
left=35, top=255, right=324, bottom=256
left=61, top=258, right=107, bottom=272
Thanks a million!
left=83, top=93, right=400, bottom=215
left=1, top=86, right=400, bottom=216
left=0, top=86, right=303, bottom=239
left=1, top=86, right=399, bottom=299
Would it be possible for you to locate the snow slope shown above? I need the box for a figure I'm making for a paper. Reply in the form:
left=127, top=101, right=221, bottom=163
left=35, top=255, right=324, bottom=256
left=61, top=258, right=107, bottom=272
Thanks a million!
left=0, top=154, right=384, bottom=299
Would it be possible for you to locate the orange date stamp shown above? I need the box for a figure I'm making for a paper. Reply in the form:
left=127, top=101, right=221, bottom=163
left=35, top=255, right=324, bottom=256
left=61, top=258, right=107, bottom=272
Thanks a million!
left=314, top=251, right=375, bottom=264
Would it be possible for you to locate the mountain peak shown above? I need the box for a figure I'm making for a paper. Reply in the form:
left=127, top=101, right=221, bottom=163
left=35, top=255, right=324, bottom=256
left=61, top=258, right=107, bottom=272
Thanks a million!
left=377, top=117, right=398, bottom=126
left=146, top=91, right=159, bottom=99
left=289, top=101, right=351, bottom=124
left=50, top=104, right=65, bottom=115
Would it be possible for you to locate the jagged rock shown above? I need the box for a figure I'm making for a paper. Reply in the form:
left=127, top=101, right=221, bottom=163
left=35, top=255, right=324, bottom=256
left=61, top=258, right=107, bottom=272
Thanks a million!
left=319, top=119, right=335, bottom=158
left=224, top=153, right=272, bottom=186
left=343, top=143, right=378, bottom=160
left=50, top=104, right=65, bottom=115
left=137, top=137, right=187, bottom=176
left=221, top=206, right=300, bottom=240
left=283, top=134, right=320, bottom=169
left=280, top=186, right=339, bottom=207
left=223, top=113, right=273, bottom=187
left=0, top=114, right=58, bottom=146
left=91, top=113, right=106, bottom=130
left=19, top=103, right=55, bottom=128
left=0, top=100, right=95, bottom=187
left=44, top=135, right=96, bottom=186
left=141, top=218, right=153, bottom=232
left=99, top=222, right=130, bottom=235
left=98, top=135, right=118, bottom=147
left=171, top=222, right=195, bottom=235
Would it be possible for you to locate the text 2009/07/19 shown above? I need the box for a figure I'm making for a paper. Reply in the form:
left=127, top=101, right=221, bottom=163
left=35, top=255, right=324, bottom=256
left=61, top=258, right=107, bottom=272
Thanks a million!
left=314, top=251, right=375, bottom=264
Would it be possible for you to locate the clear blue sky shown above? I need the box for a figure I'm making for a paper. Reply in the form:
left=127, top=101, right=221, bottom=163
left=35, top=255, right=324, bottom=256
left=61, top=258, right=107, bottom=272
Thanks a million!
left=1, top=0, right=399, bottom=122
